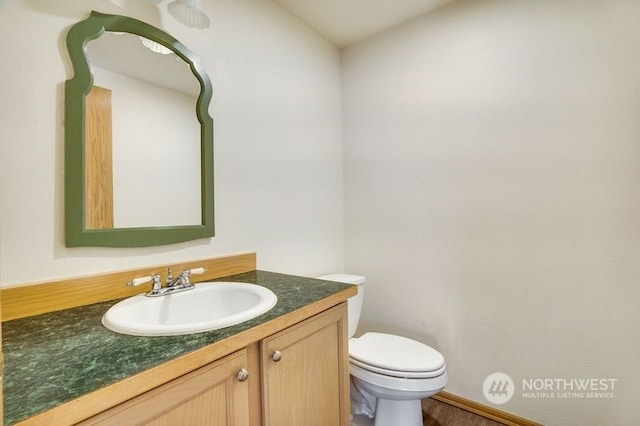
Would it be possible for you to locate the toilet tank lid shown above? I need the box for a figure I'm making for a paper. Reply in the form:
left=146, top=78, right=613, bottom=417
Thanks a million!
left=317, top=274, right=366, bottom=285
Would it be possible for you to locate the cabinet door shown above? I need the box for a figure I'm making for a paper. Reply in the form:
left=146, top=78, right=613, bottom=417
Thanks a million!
left=80, top=349, right=250, bottom=426
left=261, top=303, right=350, bottom=426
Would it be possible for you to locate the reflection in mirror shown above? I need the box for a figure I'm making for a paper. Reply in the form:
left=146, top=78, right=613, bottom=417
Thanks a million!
left=85, top=32, right=201, bottom=229
left=65, top=11, right=214, bottom=247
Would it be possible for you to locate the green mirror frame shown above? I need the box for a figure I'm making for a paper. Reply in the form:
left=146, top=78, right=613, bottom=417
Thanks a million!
left=65, top=11, right=214, bottom=247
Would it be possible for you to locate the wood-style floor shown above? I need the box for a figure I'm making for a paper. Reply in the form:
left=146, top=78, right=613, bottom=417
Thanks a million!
left=352, top=398, right=506, bottom=426
left=422, top=398, right=505, bottom=426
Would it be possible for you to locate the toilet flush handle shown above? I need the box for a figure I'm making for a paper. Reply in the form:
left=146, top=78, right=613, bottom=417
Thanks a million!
left=271, top=351, right=282, bottom=362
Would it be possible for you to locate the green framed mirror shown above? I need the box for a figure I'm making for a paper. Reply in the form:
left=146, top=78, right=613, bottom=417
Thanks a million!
left=65, top=11, right=214, bottom=247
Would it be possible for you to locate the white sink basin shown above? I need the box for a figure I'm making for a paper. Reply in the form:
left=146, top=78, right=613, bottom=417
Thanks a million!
left=102, top=282, right=277, bottom=336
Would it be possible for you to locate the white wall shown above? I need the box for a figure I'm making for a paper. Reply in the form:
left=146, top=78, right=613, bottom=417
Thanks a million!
left=342, top=0, right=640, bottom=424
left=0, top=0, right=344, bottom=286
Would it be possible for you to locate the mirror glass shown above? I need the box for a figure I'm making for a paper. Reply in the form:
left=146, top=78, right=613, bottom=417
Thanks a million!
left=85, top=32, right=201, bottom=228
left=65, top=11, right=214, bottom=247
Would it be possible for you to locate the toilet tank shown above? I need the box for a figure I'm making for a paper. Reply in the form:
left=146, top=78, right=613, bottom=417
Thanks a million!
left=317, top=274, right=366, bottom=338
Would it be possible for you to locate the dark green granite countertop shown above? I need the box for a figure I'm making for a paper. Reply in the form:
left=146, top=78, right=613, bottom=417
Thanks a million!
left=2, top=270, right=353, bottom=425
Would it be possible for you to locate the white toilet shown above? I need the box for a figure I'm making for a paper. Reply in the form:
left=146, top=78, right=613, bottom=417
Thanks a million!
left=318, top=274, right=447, bottom=426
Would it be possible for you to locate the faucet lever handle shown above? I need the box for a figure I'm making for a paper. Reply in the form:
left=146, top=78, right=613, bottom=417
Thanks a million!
left=188, top=267, right=206, bottom=275
left=128, top=274, right=162, bottom=291
left=128, top=275, right=153, bottom=287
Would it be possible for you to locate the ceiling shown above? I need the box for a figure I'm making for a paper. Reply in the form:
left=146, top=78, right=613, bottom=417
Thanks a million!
left=272, top=0, right=454, bottom=47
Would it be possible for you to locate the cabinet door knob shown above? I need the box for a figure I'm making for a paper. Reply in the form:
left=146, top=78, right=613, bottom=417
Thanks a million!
left=237, top=368, right=249, bottom=382
left=272, top=350, right=282, bottom=362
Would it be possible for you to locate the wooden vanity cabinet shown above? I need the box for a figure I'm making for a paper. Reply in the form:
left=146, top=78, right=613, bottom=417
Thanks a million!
left=77, top=303, right=349, bottom=426
left=79, top=349, right=251, bottom=425
left=261, top=303, right=350, bottom=426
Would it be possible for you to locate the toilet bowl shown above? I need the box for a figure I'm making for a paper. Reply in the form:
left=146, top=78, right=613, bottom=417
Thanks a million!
left=317, top=274, right=447, bottom=426
left=350, top=332, right=447, bottom=426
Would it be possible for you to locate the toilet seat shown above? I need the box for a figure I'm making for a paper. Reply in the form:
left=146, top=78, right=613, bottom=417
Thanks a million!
left=350, top=357, right=446, bottom=378
left=350, top=332, right=445, bottom=379
left=350, top=363, right=448, bottom=394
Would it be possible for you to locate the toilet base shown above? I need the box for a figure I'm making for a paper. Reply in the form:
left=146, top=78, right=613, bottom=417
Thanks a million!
left=374, top=398, right=423, bottom=426
left=350, top=366, right=447, bottom=426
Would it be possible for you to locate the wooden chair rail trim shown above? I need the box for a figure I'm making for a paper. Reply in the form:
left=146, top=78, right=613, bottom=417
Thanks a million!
left=1, top=252, right=256, bottom=321
left=428, top=390, right=544, bottom=426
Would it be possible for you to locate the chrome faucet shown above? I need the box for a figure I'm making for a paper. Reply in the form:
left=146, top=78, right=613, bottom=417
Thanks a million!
left=128, top=267, right=206, bottom=297
left=166, top=268, right=202, bottom=288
